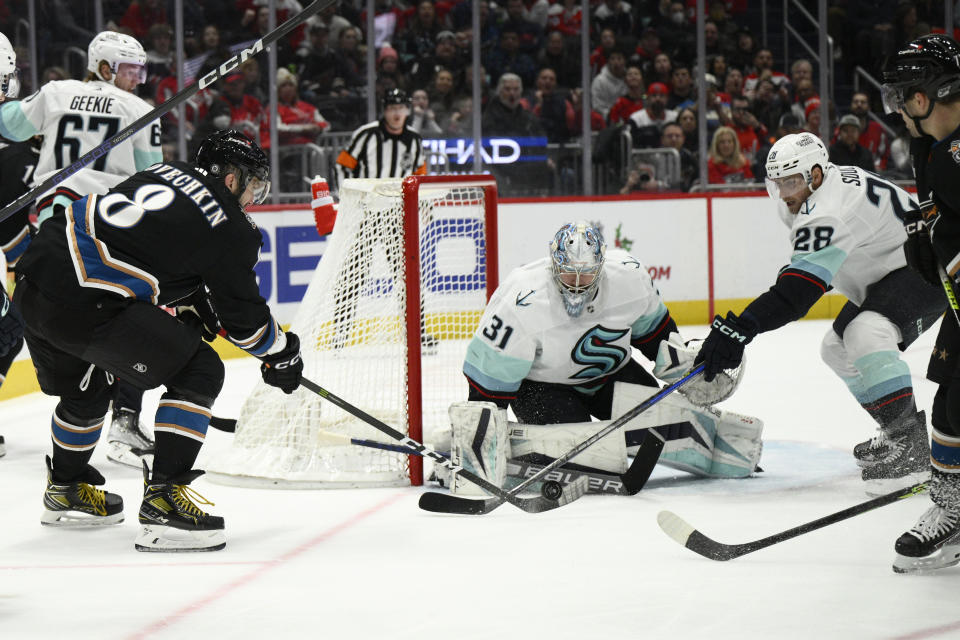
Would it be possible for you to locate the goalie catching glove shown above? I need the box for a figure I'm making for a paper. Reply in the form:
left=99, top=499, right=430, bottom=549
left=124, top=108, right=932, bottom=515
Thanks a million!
left=260, top=331, right=304, bottom=394
left=653, top=331, right=745, bottom=406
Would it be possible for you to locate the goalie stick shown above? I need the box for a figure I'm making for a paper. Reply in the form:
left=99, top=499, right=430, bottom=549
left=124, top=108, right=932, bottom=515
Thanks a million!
left=508, top=447, right=664, bottom=496
left=0, top=0, right=329, bottom=226
left=418, top=365, right=705, bottom=515
left=657, top=481, right=929, bottom=561
left=298, top=377, right=589, bottom=513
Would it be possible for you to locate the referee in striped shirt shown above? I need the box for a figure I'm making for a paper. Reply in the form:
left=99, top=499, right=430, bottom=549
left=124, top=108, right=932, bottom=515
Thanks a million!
left=335, top=88, right=427, bottom=186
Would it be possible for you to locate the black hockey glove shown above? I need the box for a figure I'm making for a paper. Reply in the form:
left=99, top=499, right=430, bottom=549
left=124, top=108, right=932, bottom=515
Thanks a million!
left=176, top=287, right=222, bottom=342
left=902, top=211, right=941, bottom=287
left=696, top=312, right=757, bottom=382
left=0, top=290, right=24, bottom=357
left=260, top=331, right=303, bottom=394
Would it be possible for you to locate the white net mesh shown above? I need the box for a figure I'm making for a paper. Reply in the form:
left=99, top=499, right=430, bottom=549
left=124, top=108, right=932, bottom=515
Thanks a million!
left=207, top=176, right=496, bottom=488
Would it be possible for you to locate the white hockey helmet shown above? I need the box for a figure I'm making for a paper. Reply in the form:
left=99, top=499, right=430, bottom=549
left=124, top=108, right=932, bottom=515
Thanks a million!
left=550, top=221, right=606, bottom=317
left=765, top=132, right=829, bottom=200
left=0, top=31, right=19, bottom=99
left=87, top=31, right=147, bottom=85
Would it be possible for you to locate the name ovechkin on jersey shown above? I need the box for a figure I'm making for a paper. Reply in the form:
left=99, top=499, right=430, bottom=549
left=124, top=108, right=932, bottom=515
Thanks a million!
left=144, top=163, right=229, bottom=228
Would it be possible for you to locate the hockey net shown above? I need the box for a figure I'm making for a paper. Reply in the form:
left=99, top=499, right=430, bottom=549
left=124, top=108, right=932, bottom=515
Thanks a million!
left=207, top=175, right=498, bottom=488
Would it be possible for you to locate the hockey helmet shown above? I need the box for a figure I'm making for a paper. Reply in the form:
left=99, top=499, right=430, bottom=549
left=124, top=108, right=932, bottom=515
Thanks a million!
left=0, top=31, right=19, bottom=99
left=196, top=130, right=271, bottom=205
left=881, top=34, right=960, bottom=115
left=550, top=221, right=606, bottom=317
left=765, top=132, right=829, bottom=200
left=87, top=31, right=147, bottom=85
left=382, top=88, right=410, bottom=109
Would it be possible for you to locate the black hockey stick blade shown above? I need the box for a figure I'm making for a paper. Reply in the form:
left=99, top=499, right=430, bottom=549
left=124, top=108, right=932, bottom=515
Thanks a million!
left=0, top=0, right=329, bottom=226
left=620, top=434, right=665, bottom=494
left=657, top=481, right=929, bottom=561
left=209, top=416, right=237, bottom=432
left=418, top=474, right=590, bottom=515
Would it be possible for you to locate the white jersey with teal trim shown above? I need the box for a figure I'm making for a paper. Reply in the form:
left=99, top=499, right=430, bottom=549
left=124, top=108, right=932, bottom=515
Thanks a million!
left=0, top=79, right=162, bottom=222
left=777, top=163, right=913, bottom=305
left=463, top=248, right=668, bottom=394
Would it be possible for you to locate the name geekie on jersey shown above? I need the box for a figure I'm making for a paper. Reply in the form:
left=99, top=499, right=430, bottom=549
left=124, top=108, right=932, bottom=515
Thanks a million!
left=146, top=163, right=228, bottom=227
left=69, top=95, right=115, bottom=114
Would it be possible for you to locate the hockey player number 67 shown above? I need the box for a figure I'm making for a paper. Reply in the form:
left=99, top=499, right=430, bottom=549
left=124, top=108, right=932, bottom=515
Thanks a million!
left=97, top=184, right=176, bottom=228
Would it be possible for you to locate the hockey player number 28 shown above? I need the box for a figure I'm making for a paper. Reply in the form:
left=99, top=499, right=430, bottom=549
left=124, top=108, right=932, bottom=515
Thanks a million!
left=97, top=185, right=176, bottom=228
left=793, top=226, right=834, bottom=252
left=482, top=314, right=514, bottom=349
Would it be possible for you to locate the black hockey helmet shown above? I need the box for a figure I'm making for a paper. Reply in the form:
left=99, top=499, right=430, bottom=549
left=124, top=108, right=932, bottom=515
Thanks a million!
left=382, top=87, right=410, bottom=109
left=881, top=34, right=960, bottom=118
left=195, top=129, right=270, bottom=205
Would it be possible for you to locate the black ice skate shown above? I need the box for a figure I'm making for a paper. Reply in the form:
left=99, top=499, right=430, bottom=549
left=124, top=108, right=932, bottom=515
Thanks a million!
left=135, top=463, right=225, bottom=552
left=106, top=408, right=155, bottom=469
left=41, top=455, right=124, bottom=527
left=893, top=469, right=960, bottom=573
left=859, top=412, right=930, bottom=495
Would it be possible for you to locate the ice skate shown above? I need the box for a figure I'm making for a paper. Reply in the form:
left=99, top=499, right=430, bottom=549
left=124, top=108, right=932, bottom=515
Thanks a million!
left=893, top=470, right=960, bottom=573
left=106, top=408, right=155, bottom=469
left=0, top=434, right=5, bottom=457
left=135, top=464, right=225, bottom=552
left=860, top=412, right=930, bottom=495
left=41, top=455, right=124, bottom=527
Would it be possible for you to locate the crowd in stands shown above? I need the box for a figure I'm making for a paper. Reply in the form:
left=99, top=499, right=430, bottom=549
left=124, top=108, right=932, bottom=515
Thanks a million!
left=1, top=0, right=952, bottom=195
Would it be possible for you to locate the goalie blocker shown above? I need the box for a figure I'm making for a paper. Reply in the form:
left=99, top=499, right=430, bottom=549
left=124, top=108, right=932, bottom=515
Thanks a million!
left=440, top=380, right=763, bottom=494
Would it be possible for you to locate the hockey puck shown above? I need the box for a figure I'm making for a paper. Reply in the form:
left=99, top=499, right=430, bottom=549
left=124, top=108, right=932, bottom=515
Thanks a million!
left=541, top=480, right=563, bottom=501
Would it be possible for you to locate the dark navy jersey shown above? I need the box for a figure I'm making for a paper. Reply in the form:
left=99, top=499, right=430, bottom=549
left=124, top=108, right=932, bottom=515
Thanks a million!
left=0, top=139, right=39, bottom=268
left=17, top=161, right=282, bottom=357
left=914, top=132, right=960, bottom=278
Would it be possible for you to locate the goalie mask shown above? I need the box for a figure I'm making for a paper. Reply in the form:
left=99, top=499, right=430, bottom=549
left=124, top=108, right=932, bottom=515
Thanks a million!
left=195, top=130, right=271, bottom=206
left=0, top=32, right=19, bottom=100
left=764, top=132, right=829, bottom=210
left=550, top=221, right=606, bottom=317
left=87, top=31, right=147, bottom=87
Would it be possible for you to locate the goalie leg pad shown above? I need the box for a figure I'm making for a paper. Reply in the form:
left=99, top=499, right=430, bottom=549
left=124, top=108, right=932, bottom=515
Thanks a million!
left=611, top=382, right=763, bottom=478
left=448, top=401, right=508, bottom=495
left=509, top=420, right=628, bottom=475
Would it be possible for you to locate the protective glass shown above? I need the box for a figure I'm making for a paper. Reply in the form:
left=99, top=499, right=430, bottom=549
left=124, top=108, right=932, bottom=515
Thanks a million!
left=116, top=62, right=147, bottom=85
left=765, top=174, right=807, bottom=200
left=881, top=84, right=907, bottom=114
left=248, top=176, right=271, bottom=205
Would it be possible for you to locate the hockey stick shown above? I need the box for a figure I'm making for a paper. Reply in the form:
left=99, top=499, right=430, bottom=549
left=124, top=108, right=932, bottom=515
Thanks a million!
left=418, top=365, right=704, bottom=515
left=0, top=0, right=329, bottom=226
left=298, top=377, right=589, bottom=513
left=508, top=446, right=664, bottom=496
left=208, top=414, right=424, bottom=455
left=657, top=481, right=929, bottom=561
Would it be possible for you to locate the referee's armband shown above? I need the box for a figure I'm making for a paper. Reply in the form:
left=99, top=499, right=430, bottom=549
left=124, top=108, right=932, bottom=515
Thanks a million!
left=336, top=150, right=357, bottom=170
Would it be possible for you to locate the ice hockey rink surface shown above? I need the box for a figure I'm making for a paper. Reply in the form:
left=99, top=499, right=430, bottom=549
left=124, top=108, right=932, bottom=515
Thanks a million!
left=2, top=318, right=958, bottom=639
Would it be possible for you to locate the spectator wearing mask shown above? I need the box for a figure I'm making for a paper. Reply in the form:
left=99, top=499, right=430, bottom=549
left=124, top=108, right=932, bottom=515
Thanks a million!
left=829, top=114, right=874, bottom=172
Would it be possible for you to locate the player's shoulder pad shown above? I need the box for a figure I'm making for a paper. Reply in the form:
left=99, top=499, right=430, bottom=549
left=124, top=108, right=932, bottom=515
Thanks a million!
left=492, top=258, right=552, bottom=312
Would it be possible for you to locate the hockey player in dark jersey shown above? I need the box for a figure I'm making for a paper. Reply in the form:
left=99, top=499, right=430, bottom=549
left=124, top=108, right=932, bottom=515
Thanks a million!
left=881, top=34, right=960, bottom=573
left=13, top=130, right=303, bottom=552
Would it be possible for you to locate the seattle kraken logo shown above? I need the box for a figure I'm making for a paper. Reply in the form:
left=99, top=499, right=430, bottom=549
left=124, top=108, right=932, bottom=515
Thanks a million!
left=570, top=325, right=629, bottom=381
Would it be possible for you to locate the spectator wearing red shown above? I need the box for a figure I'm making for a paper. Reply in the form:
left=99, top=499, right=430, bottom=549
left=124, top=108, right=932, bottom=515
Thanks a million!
left=743, top=48, right=788, bottom=95
left=804, top=98, right=823, bottom=133
left=276, top=68, right=329, bottom=146
left=119, top=0, right=167, bottom=40
left=790, top=78, right=818, bottom=122
left=590, top=48, right=627, bottom=120
left=708, top=125, right=754, bottom=184
left=590, top=28, right=617, bottom=76
left=633, top=28, right=662, bottom=71
left=216, top=71, right=269, bottom=150
left=607, top=63, right=645, bottom=125
left=628, top=82, right=678, bottom=148
left=848, top=91, right=890, bottom=170
left=729, top=94, right=766, bottom=164
left=546, top=0, right=583, bottom=36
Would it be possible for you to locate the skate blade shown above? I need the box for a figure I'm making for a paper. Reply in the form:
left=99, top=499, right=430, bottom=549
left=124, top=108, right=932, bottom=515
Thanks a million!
left=892, top=544, right=960, bottom=573
left=864, top=471, right=930, bottom=497
left=135, top=524, right=226, bottom=552
left=106, top=442, right=154, bottom=470
left=41, top=509, right=124, bottom=527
